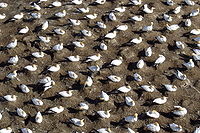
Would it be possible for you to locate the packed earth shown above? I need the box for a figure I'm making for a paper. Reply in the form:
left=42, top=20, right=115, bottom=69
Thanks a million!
left=0, top=0, right=200, bottom=132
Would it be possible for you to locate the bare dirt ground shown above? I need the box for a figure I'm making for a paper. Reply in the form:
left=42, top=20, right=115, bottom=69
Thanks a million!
left=0, top=0, right=200, bottom=132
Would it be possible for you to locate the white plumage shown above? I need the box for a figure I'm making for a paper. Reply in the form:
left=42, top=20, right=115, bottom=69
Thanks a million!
left=175, top=70, right=187, bottom=80
left=72, top=41, right=85, bottom=48
left=70, top=118, right=84, bottom=126
left=108, top=12, right=116, bottom=21
left=81, top=29, right=92, bottom=36
left=72, top=0, right=82, bottom=5
left=143, top=4, right=155, bottom=14
left=107, top=75, right=121, bottom=82
left=105, top=31, right=117, bottom=39
left=173, top=106, right=187, bottom=116
left=17, top=108, right=27, bottom=118
left=0, top=127, right=12, bottom=133
left=130, top=0, right=142, bottom=5
left=190, top=9, right=199, bottom=17
left=130, top=37, right=142, bottom=44
left=53, top=43, right=63, bottom=51
left=8, top=55, right=18, bottom=65
left=68, top=71, right=78, bottom=79
left=85, top=54, right=101, bottom=62
left=185, top=19, right=192, bottom=27
left=19, top=84, right=30, bottom=93
left=35, top=112, right=43, bottom=123
left=153, top=97, right=167, bottom=104
left=24, top=64, right=37, bottom=71
left=88, top=65, right=100, bottom=72
left=130, top=15, right=143, bottom=21
left=99, top=91, right=109, bottom=101
left=141, top=85, right=155, bottom=92
left=146, top=110, right=160, bottom=118
left=118, top=86, right=132, bottom=93
left=116, top=25, right=128, bottom=31
left=133, top=73, right=142, bottom=82
left=41, top=21, right=48, bottom=30
left=55, top=10, right=66, bottom=18
left=85, top=14, right=97, bottom=19
left=21, top=128, right=33, bottom=133
left=48, top=64, right=60, bottom=72
left=39, top=36, right=51, bottom=43
left=32, top=51, right=45, bottom=58
left=100, top=43, right=107, bottom=50
left=169, top=123, right=183, bottom=132
left=124, top=113, right=138, bottom=123
left=32, top=98, right=43, bottom=106
left=147, top=122, right=160, bottom=132
left=69, top=19, right=81, bottom=26
left=67, top=55, right=80, bottom=62
left=173, top=6, right=181, bottom=14
left=155, top=54, right=166, bottom=65
left=185, top=0, right=195, bottom=6
left=59, top=90, right=73, bottom=97
left=54, top=28, right=65, bottom=35
left=48, top=106, right=64, bottom=113
left=97, top=110, right=111, bottom=118
left=142, top=22, right=153, bottom=31
left=3, top=95, right=17, bottom=102
left=145, top=47, right=152, bottom=57
left=85, top=76, right=93, bottom=87
left=7, top=39, right=17, bottom=48
left=110, top=57, right=123, bottom=66
left=19, top=26, right=29, bottom=34
left=166, top=24, right=179, bottom=31
left=125, top=96, right=135, bottom=106
left=137, top=59, right=144, bottom=69
left=183, top=59, right=195, bottom=69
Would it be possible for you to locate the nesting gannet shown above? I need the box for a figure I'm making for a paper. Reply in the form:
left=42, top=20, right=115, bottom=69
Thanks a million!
left=24, top=64, right=38, bottom=71
left=118, top=86, right=132, bottom=93
left=190, top=9, right=199, bottom=17
left=85, top=13, right=97, bottom=19
left=0, top=2, right=8, bottom=8
left=142, top=22, right=153, bottom=31
left=48, top=106, right=64, bottom=113
left=53, top=43, right=63, bottom=51
left=19, top=84, right=30, bottom=93
left=85, top=54, right=101, bottom=62
left=6, top=70, right=17, bottom=79
left=0, top=13, right=6, bottom=19
left=97, top=110, right=111, bottom=118
left=163, top=14, right=172, bottom=22
left=32, top=51, right=45, bottom=58
left=72, top=0, right=82, bottom=5
left=59, top=90, right=73, bottom=97
left=137, top=59, right=145, bottom=69
left=147, top=122, right=160, bottom=132
left=30, top=12, right=41, bottom=19
left=84, top=76, right=93, bottom=87
left=141, top=85, right=155, bottom=92
left=100, top=43, right=107, bottom=50
left=166, top=24, right=179, bottom=31
left=145, top=47, right=152, bottom=57
left=67, top=55, right=80, bottom=62
left=35, top=112, right=43, bottom=123
left=41, top=21, right=48, bottom=30
left=78, top=7, right=89, bottom=13
left=130, top=0, right=142, bottom=5
left=69, top=19, right=81, bottom=26
left=127, top=128, right=136, bottom=133
left=130, top=15, right=143, bottom=21
left=116, top=25, right=128, bottom=31
left=72, top=41, right=85, bottom=48
left=88, top=65, right=100, bottom=72
left=48, top=64, right=61, bottom=72
left=193, top=49, right=200, bottom=55
left=8, top=55, right=18, bottom=65
left=154, top=54, right=165, bottom=65
left=176, top=41, right=185, bottom=49
left=191, top=29, right=200, bottom=35
left=109, top=12, right=116, bottom=21
left=114, top=7, right=126, bottom=12
left=194, top=127, right=200, bottom=133
left=175, top=70, right=187, bottom=80
left=17, top=108, right=27, bottom=118
left=18, top=26, right=29, bottom=34
left=39, top=36, right=51, bottom=43
left=78, top=102, right=89, bottom=110
left=156, top=35, right=167, bottom=43
left=124, top=113, right=138, bottom=123
left=96, top=22, right=107, bottom=29
left=68, top=71, right=78, bottom=79
left=32, top=98, right=43, bottom=106
left=146, top=110, right=160, bottom=118
left=166, top=0, right=174, bottom=6
left=55, top=10, right=66, bottom=18
left=31, top=3, right=41, bottom=11
left=38, top=0, right=48, bottom=3
left=21, top=128, right=33, bottom=133
left=70, top=118, right=84, bottom=127
left=125, top=96, right=135, bottom=106
left=51, top=1, right=62, bottom=7
left=164, top=84, right=177, bottom=92
left=81, top=29, right=92, bottom=36
left=95, top=0, right=106, bottom=5
left=99, top=91, right=109, bottom=101
left=143, top=4, right=155, bottom=14
left=193, top=53, right=200, bottom=61
left=110, top=57, right=123, bottom=66
left=169, top=123, right=183, bottom=132
left=173, top=106, right=187, bottom=116
left=173, top=6, right=181, bottom=14
left=12, top=13, right=24, bottom=20
left=7, top=39, right=17, bottom=48
left=185, top=0, right=195, bottom=6
left=153, top=97, right=167, bottom=104
left=183, top=59, right=195, bottom=69
left=194, top=37, right=200, bottom=43
left=54, top=28, right=65, bottom=35
left=185, top=19, right=192, bottom=27
left=133, top=73, right=142, bottom=82
left=105, top=31, right=117, bottom=39
left=3, top=95, right=17, bottom=102
left=97, top=128, right=111, bottom=133
left=0, top=127, right=12, bottom=133
left=130, top=37, right=142, bottom=44
left=108, top=75, right=121, bottom=82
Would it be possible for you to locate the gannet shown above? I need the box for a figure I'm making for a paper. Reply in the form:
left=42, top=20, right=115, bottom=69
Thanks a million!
left=147, top=122, right=160, bottom=132
left=105, top=31, right=117, bottom=39
left=17, top=108, right=27, bottom=118
left=70, top=118, right=84, bottom=127
left=35, top=112, right=43, bottom=123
